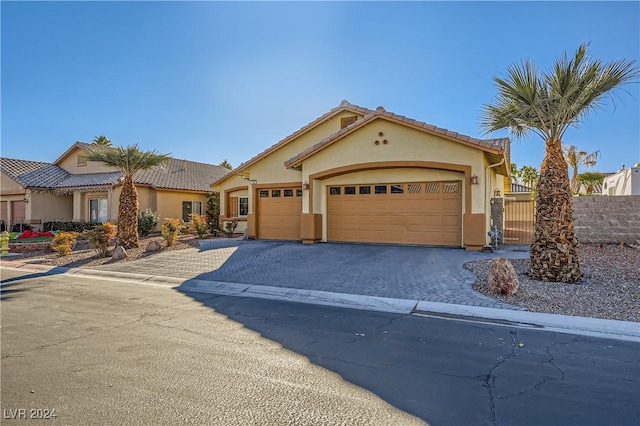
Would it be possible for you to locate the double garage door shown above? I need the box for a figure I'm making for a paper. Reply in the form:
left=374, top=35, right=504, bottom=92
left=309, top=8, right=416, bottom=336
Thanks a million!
left=327, top=181, right=462, bottom=246
left=257, top=187, right=303, bottom=240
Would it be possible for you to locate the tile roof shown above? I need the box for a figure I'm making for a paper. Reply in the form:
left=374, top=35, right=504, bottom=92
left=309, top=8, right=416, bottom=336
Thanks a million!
left=2, top=145, right=230, bottom=193
left=1, top=158, right=70, bottom=189
left=211, top=100, right=372, bottom=187
left=285, top=105, right=509, bottom=168
left=510, top=183, right=532, bottom=193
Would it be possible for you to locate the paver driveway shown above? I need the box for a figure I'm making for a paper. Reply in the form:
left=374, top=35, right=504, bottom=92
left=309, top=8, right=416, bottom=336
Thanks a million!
left=93, top=239, right=530, bottom=309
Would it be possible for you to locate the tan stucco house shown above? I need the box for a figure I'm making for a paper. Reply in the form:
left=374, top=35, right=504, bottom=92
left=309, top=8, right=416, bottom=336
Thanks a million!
left=212, top=101, right=510, bottom=250
left=1, top=142, right=229, bottom=230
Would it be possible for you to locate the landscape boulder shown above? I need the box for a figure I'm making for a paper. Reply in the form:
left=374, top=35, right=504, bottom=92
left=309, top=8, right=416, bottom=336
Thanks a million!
left=145, top=240, right=162, bottom=252
left=488, top=257, right=519, bottom=296
left=111, top=246, right=128, bottom=261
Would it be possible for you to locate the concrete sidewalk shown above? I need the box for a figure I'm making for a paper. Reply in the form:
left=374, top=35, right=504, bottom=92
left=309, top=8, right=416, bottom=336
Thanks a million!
left=2, top=259, right=639, bottom=343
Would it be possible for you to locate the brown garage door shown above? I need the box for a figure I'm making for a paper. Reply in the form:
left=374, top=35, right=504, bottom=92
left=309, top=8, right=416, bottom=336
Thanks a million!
left=11, top=200, right=26, bottom=224
left=327, top=181, right=462, bottom=246
left=257, top=187, right=302, bottom=240
left=1, top=201, right=7, bottom=223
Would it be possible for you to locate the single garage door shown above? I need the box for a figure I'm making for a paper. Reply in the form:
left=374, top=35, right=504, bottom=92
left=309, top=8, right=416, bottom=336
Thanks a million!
left=257, top=187, right=303, bottom=240
left=327, top=181, right=462, bottom=246
left=11, top=200, right=26, bottom=224
left=1, top=201, right=7, bottom=223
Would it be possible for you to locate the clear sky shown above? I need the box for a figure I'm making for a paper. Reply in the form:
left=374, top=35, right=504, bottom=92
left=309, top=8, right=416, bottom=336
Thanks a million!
left=2, top=1, right=639, bottom=174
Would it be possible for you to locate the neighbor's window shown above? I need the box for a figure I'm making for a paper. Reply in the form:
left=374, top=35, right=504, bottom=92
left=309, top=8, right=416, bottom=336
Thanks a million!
left=183, top=201, right=203, bottom=222
left=89, top=198, right=108, bottom=223
left=238, top=197, right=248, bottom=217
left=340, top=116, right=357, bottom=128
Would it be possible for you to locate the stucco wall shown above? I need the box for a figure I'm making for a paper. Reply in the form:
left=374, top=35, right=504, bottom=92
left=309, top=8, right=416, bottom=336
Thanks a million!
left=31, top=192, right=73, bottom=222
left=156, top=190, right=208, bottom=222
left=57, top=148, right=120, bottom=174
left=301, top=119, right=490, bottom=215
left=573, top=195, right=640, bottom=244
left=0, top=172, right=25, bottom=194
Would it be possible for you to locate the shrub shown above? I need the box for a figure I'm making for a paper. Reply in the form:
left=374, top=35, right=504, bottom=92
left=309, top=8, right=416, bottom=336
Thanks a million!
left=83, top=222, right=117, bottom=257
left=138, top=209, right=159, bottom=237
left=224, top=218, right=238, bottom=238
left=43, top=221, right=101, bottom=233
left=11, top=223, right=31, bottom=233
left=50, top=232, right=78, bottom=257
left=161, top=218, right=185, bottom=247
left=188, top=213, right=209, bottom=239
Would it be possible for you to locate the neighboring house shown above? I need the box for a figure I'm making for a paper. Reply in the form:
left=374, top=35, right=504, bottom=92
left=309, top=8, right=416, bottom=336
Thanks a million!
left=0, top=142, right=230, bottom=230
left=504, top=182, right=533, bottom=201
left=211, top=100, right=510, bottom=250
left=602, top=164, right=640, bottom=196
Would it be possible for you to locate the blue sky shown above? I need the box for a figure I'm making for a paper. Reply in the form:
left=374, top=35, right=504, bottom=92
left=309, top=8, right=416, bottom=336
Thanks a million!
left=2, top=1, right=639, bottom=174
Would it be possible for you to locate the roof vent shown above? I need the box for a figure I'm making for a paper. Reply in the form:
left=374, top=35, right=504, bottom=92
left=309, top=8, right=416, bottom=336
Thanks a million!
left=340, top=99, right=349, bottom=106
left=376, top=106, right=385, bottom=111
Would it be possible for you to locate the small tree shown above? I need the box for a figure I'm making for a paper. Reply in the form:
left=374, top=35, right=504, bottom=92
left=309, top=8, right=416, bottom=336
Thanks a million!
left=206, top=191, right=220, bottom=233
left=577, top=171, right=606, bottom=195
left=51, top=232, right=78, bottom=257
left=84, top=222, right=117, bottom=257
left=188, top=213, right=209, bottom=239
left=219, top=159, right=233, bottom=170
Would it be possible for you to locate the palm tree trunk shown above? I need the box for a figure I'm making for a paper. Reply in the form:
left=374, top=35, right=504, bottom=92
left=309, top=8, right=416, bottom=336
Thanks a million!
left=117, top=175, right=140, bottom=249
left=529, top=140, right=581, bottom=282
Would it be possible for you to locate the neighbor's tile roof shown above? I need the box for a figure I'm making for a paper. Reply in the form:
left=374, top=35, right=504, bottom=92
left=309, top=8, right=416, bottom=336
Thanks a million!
left=285, top=106, right=509, bottom=168
left=210, top=100, right=372, bottom=187
left=510, top=183, right=532, bottom=193
left=135, top=158, right=230, bottom=191
left=56, top=172, right=123, bottom=188
left=1, top=158, right=70, bottom=189
left=3, top=146, right=230, bottom=193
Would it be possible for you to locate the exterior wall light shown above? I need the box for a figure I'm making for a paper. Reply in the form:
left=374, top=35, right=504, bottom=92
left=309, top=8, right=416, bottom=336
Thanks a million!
left=302, top=181, right=309, bottom=190
left=470, top=174, right=479, bottom=185
left=494, top=189, right=501, bottom=197
left=249, top=179, right=257, bottom=185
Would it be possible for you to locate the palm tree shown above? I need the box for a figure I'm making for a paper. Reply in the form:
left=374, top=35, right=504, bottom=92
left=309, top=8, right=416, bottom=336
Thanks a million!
left=519, top=165, right=539, bottom=190
left=563, top=145, right=600, bottom=193
left=577, top=171, right=606, bottom=195
left=92, top=135, right=112, bottom=146
left=510, top=162, right=521, bottom=184
left=219, top=159, right=233, bottom=170
left=481, top=43, right=638, bottom=283
left=83, top=144, right=171, bottom=249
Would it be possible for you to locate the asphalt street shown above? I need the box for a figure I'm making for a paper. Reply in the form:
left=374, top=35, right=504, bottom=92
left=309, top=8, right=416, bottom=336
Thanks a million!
left=1, top=269, right=423, bottom=426
left=2, top=268, right=639, bottom=425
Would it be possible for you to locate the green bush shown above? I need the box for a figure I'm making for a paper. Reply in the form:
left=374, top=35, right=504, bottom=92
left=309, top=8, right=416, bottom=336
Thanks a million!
left=161, top=218, right=185, bottom=247
left=188, top=213, right=209, bottom=239
left=138, top=209, right=159, bottom=237
left=206, top=191, right=220, bottom=233
left=50, top=232, right=78, bottom=257
left=83, top=222, right=117, bottom=257
left=224, top=219, right=238, bottom=238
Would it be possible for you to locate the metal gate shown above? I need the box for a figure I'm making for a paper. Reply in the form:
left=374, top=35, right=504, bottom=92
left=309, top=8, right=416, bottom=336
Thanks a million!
left=503, top=198, right=534, bottom=244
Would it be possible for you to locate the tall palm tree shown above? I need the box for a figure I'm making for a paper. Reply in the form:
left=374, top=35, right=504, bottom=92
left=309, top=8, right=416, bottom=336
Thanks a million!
left=481, top=43, right=638, bottom=283
left=563, top=145, right=600, bottom=193
left=219, top=159, right=233, bottom=170
left=92, top=135, right=112, bottom=146
left=577, top=171, right=606, bottom=195
left=83, top=144, right=171, bottom=249
left=510, top=162, right=521, bottom=184
left=519, top=165, right=539, bottom=190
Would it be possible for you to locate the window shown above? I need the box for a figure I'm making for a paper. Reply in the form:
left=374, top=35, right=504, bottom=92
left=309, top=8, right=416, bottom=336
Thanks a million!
left=284, top=189, right=294, bottom=197
left=77, top=155, right=87, bottom=167
left=259, top=190, right=269, bottom=198
left=374, top=185, right=387, bottom=194
left=340, top=116, right=357, bottom=128
left=182, top=201, right=203, bottom=222
left=329, top=187, right=341, bottom=195
left=344, top=186, right=356, bottom=195
left=390, top=184, right=404, bottom=194
left=238, top=197, right=248, bottom=217
left=271, top=190, right=281, bottom=197
left=359, top=186, right=371, bottom=195
left=296, top=189, right=303, bottom=197
left=89, top=198, right=108, bottom=223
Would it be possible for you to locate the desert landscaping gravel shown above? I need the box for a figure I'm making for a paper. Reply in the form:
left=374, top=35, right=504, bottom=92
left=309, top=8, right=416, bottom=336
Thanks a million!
left=467, top=244, right=640, bottom=322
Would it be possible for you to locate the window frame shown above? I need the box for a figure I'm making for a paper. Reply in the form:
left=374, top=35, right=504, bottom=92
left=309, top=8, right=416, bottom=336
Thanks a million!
left=238, top=196, right=249, bottom=217
left=89, top=198, right=108, bottom=223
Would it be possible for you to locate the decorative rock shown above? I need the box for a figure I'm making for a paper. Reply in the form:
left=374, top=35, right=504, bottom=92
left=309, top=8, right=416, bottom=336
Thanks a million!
left=145, top=240, right=162, bottom=252
left=488, top=257, right=519, bottom=296
left=111, top=246, right=128, bottom=261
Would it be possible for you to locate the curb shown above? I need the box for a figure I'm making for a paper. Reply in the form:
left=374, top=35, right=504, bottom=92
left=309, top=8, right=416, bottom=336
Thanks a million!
left=2, top=262, right=639, bottom=342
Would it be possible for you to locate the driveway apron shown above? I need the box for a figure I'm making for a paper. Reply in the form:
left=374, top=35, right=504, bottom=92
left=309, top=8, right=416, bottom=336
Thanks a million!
left=92, top=240, right=530, bottom=309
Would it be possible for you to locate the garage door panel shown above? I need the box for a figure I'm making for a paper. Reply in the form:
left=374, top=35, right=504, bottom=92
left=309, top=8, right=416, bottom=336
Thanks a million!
left=258, top=187, right=302, bottom=240
left=328, top=180, right=462, bottom=246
